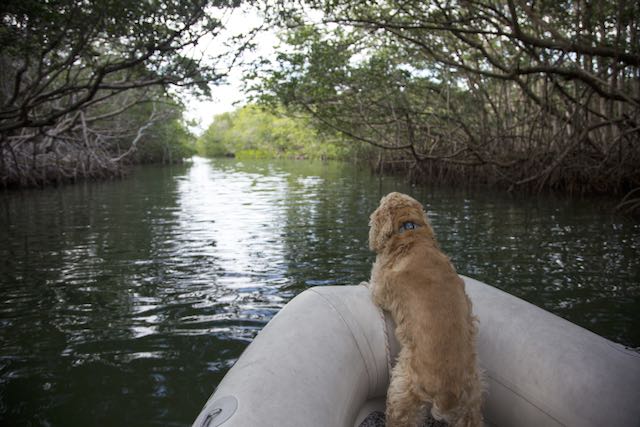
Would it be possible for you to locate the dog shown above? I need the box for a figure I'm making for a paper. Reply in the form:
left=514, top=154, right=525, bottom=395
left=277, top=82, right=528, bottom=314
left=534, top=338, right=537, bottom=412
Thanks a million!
left=368, top=192, right=483, bottom=427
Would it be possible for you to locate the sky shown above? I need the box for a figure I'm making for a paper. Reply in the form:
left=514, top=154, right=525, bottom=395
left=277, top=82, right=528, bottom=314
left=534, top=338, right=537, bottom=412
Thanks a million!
left=183, top=7, right=279, bottom=135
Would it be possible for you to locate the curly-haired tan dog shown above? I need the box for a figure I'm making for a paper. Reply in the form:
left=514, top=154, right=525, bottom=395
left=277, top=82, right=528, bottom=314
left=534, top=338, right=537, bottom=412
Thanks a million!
left=369, top=192, right=483, bottom=427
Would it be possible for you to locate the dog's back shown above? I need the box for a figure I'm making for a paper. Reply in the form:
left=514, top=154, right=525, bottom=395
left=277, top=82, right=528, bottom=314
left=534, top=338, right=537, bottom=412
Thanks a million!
left=380, top=240, right=481, bottom=422
left=368, top=192, right=483, bottom=426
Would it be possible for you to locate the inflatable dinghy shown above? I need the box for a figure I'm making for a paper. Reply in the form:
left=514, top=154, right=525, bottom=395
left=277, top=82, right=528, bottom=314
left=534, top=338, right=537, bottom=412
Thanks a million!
left=193, top=276, right=640, bottom=427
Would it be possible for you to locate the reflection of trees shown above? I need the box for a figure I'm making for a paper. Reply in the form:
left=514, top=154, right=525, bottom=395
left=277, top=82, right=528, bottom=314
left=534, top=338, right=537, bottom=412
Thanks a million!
left=423, top=189, right=639, bottom=348
left=2, top=164, right=190, bottom=343
left=277, top=160, right=377, bottom=291
left=0, top=164, right=202, bottom=423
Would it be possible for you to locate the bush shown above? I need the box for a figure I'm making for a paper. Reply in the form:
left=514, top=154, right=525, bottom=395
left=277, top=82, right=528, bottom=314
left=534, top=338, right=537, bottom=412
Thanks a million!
left=197, top=105, right=349, bottom=160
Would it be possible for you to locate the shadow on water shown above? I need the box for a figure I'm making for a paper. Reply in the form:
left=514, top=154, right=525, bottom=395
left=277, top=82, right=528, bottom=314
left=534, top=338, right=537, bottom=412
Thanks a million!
left=1, top=157, right=638, bottom=426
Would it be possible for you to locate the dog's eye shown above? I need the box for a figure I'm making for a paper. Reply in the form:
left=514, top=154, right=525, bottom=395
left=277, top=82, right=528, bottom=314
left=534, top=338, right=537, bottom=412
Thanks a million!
left=399, top=221, right=418, bottom=232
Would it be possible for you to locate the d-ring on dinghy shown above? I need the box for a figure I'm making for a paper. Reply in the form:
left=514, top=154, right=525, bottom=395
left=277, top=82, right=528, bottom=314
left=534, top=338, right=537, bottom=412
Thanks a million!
left=193, top=276, right=640, bottom=427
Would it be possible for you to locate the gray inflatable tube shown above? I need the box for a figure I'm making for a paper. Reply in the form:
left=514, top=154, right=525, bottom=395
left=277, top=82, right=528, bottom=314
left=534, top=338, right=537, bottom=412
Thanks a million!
left=193, top=276, right=640, bottom=427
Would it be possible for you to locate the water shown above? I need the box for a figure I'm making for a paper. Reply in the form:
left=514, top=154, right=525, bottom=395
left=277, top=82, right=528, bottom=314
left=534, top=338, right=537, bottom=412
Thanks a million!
left=1, top=157, right=638, bottom=426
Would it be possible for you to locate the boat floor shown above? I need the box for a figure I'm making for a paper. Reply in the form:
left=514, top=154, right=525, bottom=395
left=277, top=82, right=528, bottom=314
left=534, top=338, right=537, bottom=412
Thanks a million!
left=358, top=410, right=446, bottom=427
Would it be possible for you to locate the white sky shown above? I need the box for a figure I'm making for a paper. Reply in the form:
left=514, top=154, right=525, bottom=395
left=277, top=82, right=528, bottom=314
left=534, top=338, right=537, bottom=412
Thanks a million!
left=183, top=7, right=279, bottom=135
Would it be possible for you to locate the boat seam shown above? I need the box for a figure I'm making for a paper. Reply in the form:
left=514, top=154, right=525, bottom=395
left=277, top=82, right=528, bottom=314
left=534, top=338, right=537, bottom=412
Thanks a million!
left=360, top=281, right=391, bottom=391
left=486, top=370, right=566, bottom=426
left=380, top=307, right=392, bottom=382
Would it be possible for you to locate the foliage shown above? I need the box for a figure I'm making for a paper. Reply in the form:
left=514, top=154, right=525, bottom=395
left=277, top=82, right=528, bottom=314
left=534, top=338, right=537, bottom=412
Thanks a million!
left=123, top=98, right=197, bottom=165
left=0, top=0, right=242, bottom=186
left=252, top=0, right=640, bottom=212
left=0, top=80, right=196, bottom=186
left=197, top=104, right=349, bottom=160
left=0, top=0, right=240, bottom=133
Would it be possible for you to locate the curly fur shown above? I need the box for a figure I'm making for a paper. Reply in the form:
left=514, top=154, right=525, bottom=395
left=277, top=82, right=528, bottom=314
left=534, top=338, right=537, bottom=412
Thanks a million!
left=368, top=192, right=484, bottom=427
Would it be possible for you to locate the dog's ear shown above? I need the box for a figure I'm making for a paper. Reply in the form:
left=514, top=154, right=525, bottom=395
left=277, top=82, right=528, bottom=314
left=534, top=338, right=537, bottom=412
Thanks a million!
left=369, top=203, right=394, bottom=252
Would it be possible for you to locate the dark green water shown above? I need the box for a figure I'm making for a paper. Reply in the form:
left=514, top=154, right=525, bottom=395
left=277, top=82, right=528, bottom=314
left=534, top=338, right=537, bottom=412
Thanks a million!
left=1, top=157, right=639, bottom=426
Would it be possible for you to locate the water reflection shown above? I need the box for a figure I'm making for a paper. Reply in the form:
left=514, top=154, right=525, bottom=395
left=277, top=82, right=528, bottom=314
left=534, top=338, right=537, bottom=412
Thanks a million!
left=0, top=157, right=638, bottom=426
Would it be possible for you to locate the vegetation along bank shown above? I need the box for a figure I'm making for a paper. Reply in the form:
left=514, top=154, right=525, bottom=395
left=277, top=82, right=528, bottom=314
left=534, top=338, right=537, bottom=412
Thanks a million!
left=248, top=0, right=640, bottom=214
left=2, top=1, right=639, bottom=214
left=0, top=0, right=228, bottom=187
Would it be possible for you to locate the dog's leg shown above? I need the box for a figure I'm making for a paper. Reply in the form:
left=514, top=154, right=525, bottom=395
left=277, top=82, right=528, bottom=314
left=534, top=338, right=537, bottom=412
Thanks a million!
left=385, top=351, right=425, bottom=427
left=450, top=375, right=484, bottom=427
left=371, top=275, right=394, bottom=312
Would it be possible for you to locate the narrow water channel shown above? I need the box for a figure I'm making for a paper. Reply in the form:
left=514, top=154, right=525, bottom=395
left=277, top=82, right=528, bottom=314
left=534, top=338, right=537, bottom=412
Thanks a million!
left=1, top=157, right=638, bottom=425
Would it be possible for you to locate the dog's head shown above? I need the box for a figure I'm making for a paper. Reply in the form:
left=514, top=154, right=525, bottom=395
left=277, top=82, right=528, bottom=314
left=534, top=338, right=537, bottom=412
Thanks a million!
left=368, top=192, right=434, bottom=252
